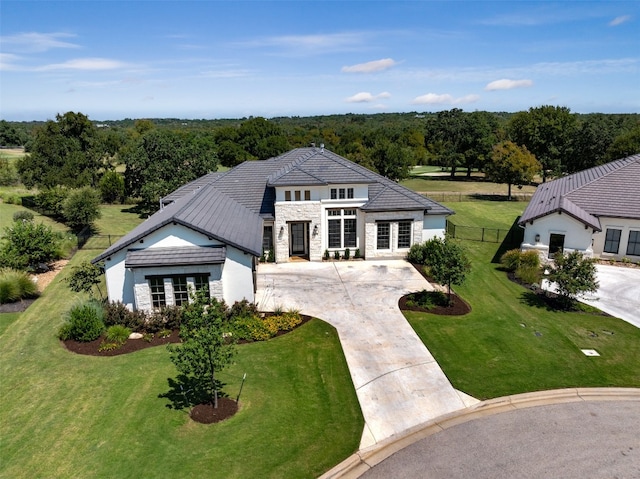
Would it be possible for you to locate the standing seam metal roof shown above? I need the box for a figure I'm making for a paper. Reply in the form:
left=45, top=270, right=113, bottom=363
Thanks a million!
left=518, top=154, right=640, bottom=230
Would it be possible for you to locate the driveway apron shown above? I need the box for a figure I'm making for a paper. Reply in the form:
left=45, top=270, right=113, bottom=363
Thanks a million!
left=256, top=260, right=471, bottom=448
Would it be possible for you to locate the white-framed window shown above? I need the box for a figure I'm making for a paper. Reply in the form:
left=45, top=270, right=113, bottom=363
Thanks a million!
left=149, top=277, right=166, bottom=308
left=148, top=274, right=210, bottom=308
left=326, top=209, right=357, bottom=249
left=377, top=222, right=390, bottom=249
left=330, top=187, right=352, bottom=200
left=397, top=221, right=412, bottom=248
left=172, top=277, right=189, bottom=306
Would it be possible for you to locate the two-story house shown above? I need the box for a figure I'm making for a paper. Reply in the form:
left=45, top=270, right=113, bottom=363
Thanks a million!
left=93, top=147, right=453, bottom=311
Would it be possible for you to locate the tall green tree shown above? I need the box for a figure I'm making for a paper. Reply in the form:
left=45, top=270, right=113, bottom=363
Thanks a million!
left=16, top=112, right=105, bottom=189
left=62, top=187, right=102, bottom=232
left=238, top=117, right=290, bottom=160
left=371, top=141, right=414, bottom=181
left=508, top=105, right=577, bottom=181
left=123, top=129, right=218, bottom=214
left=168, top=292, right=236, bottom=409
left=428, top=239, right=471, bottom=304
left=486, top=141, right=541, bottom=200
left=606, top=125, right=640, bottom=161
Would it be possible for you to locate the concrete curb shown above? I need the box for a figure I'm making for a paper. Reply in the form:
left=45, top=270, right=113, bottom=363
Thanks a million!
left=319, top=387, right=640, bottom=479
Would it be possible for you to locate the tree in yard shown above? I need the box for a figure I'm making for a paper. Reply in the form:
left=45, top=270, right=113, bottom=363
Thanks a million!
left=545, top=251, right=599, bottom=308
left=168, top=292, right=236, bottom=408
left=0, top=220, right=61, bottom=271
left=485, top=141, right=541, bottom=200
left=411, top=237, right=471, bottom=305
left=62, top=187, right=102, bottom=232
left=123, top=129, right=218, bottom=214
left=66, top=261, right=104, bottom=300
left=16, top=112, right=106, bottom=189
left=605, top=125, right=640, bottom=161
left=370, top=140, right=414, bottom=181
left=99, top=170, right=125, bottom=204
left=508, top=105, right=577, bottom=181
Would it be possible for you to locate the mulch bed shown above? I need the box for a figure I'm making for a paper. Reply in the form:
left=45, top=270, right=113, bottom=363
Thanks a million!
left=404, top=262, right=472, bottom=316
left=398, top=293, right=471, bottom=316
left=0, top=299, right=37, bottom=314
left=62, top=329, right=181, bottom=356
left=190, top=398, right=239, bottom=424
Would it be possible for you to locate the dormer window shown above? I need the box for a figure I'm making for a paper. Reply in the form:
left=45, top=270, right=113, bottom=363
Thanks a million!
left=330, top=187, right=353, bottom=200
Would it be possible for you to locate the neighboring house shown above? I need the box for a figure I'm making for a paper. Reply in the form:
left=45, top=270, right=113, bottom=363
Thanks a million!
left=518, top=153, right=640, bottom=260
left=93, top=146, right=453, bottom=311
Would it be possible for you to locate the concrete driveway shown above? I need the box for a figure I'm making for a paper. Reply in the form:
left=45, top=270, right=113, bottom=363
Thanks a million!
left=255, top=260, right=475, bottom=448
left=580, top=264, right=640, bottom=328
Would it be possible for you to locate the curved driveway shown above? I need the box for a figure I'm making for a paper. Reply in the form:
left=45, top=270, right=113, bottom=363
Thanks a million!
left=255, top=260, right=473, bottom=448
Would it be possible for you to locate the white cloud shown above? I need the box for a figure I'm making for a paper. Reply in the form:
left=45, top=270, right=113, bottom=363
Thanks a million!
left=37, top=58, right=130, bottom=71
left=609, top=15, right=631, bottom=26
left=243, top=32, right=368, bottom=55
left=346, top=91, right=391, bottom=103
left=0, top=53, right=21, bottom=71
left=485, top=79, right=534, bottom=91
left=0, top=32, right=79, bottom=53
left=342, top=58, right=397, bottom=73
left=412, top=93, right=479, bottom=105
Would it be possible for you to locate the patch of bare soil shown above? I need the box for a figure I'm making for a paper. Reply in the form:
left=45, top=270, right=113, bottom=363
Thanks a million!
left=190, top=398, right=238, bottom=424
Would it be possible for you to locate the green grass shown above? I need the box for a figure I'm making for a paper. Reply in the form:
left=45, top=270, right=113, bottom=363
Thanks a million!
left=444, top=201, right=526, bottom=229
left=406, top=203, right=640, bottom=400
left=400, top=176, right=538, bottom=196
left=0, top=207, right=363, bottom=478
left=0, top=202, right=69, bottom=234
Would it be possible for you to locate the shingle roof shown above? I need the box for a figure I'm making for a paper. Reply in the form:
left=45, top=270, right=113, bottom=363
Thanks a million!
left=125, top=246, right=226, bottom=268
left=518, top=153, right=640, bottom=230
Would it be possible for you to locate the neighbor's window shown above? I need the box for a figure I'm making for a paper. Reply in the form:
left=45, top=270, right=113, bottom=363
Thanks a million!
left=377, top=223, right=390, bottom=249
left=603, top=228, right=621, bottom=254
left=172, top=277, right=189, bottom=306
left=626, top=230, right=640, bottom=256
left=149, top=277, right=166, bottom=308
left=285, top=191, right=291, bottom=201
left=397, top=221, right=412, bottom=249
left=295, top=190, right=301, bottom=201
left=305, top=190, right=311, bottom=201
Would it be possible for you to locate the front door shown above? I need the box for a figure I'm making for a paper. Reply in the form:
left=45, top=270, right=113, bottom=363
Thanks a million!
left=290, top=222, right=308, bottom=256
left=548, top=233, right=565, bottom=258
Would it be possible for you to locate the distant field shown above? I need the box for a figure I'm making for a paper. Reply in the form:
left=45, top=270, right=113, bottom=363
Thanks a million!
left=401, top=176, right=538, bottom=196
left=0, top=148, right=25, bottom=163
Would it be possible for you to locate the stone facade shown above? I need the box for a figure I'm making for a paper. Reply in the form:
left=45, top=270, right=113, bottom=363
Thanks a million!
left=364, top=210, right=424, bottom=259
left=274, top=201, right=323, bottom=262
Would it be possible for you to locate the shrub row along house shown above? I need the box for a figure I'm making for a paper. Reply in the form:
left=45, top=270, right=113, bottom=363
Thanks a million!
left=93, top=147, right=453, bottom=311
left=519, top=153, right=640, bottom=260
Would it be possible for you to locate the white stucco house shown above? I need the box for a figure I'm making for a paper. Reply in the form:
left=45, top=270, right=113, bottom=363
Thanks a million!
left=93, top=147, right=453, bottom=311
left=518, top=153, right=640, bottom=261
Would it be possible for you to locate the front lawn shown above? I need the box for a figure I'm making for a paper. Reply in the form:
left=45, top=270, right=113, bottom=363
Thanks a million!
left=406, top=219, right=640, bottom=400
left=0, top=232, right=362, bottom=477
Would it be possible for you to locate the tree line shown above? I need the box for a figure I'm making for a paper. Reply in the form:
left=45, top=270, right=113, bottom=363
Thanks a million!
left=1, top=108, right=638, bottom=214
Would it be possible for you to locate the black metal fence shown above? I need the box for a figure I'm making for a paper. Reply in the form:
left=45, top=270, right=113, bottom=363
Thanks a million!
left=422, top=192, right=534, bottom=203
left=446, top=220, right=524, bottom=246
left=77, top=233, right=124, bottom=250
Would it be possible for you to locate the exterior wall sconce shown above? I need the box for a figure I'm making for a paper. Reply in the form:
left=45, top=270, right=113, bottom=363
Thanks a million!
left=535, top=234, right=540, bottom=243
left=280, top=226, right=284, bottom=233
left=313, top=224, right=318, bottom=236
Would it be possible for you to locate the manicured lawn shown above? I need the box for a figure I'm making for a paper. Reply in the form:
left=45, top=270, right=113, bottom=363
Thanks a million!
left=400, top=176, right=538, bottom=196
left=406, top=202, right=640, bottom=400
left=0, top=312, right=21, bottom=336
left=0, top=202, right=69, bottom=234
left=0, top=212, right=363, bottom=478
left=443, top=201, right=526, bottom=229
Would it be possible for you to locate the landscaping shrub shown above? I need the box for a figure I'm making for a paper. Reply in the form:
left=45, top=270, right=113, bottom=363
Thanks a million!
left=233, top=314, right=268, bottom=341
left=0, top=220, right=61, bottom=271
left=344, top=248, right=350, bottom=260
left=405, top=290, right=449, bottom=310
left=62, top=187, right=102, bottom=231
left=515, top=265, right=541, bottom=285
left=500, top=249, right=523, bottom=271
left=147, top=305, right=183, bottom=332
left=228, top=299, right=256, bottom=320
left=407, top=243, right=425, bottom=264
left=0, top=269, right=38, bottom=304
left=58, top=300, right=105, bottom=342
left=35, top=187, right=68, bottom=218
left=12, top=210, right=34, bottom=222
left=105, top=325, right=131, bottom=345
left=334, top=250, right=341, bottom=260
left=103, top=301, right=146, bottom=331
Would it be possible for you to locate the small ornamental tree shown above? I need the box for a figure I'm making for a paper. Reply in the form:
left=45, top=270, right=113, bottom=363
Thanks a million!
left=429, top=239, right=471, bottom=304
left=66, top=261, right=104, bottom=300
left=545, top=251, right=599, bottom=307
left=168, top=291, right=236, bottom=409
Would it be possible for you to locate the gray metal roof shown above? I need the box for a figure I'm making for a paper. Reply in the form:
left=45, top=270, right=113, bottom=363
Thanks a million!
left=95, top=147, right=454, bottom=265
left=518, top=153, right=640, bottom=230
left=125, top=246, right=226, bottom=268
left=93, top=184, right=263, bottom=263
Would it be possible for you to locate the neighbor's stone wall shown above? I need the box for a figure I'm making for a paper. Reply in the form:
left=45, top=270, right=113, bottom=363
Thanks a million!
left=274, top=201, right=323, bottom=262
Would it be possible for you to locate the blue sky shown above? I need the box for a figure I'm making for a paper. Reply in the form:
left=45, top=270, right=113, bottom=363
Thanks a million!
left=1, top=1, right=638, bottom=121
